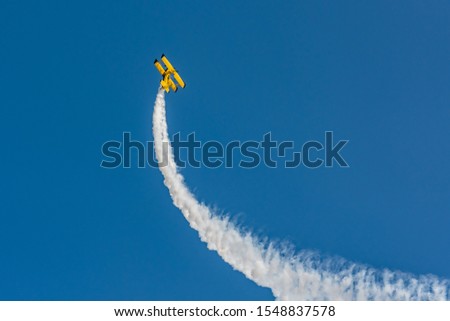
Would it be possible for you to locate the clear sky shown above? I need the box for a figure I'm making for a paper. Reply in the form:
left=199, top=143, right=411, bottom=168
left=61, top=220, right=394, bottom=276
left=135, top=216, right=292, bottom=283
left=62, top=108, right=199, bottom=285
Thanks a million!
left=1, top=1, right=449, bottom=300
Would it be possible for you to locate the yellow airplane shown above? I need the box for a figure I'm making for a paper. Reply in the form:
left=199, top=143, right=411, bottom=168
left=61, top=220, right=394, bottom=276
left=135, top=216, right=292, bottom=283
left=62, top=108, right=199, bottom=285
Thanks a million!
left=154, top=54, right=186, bottom=93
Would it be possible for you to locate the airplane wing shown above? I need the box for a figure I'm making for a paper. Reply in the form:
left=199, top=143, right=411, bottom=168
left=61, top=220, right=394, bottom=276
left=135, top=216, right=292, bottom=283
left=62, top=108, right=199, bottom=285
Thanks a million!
left=161, top=55, right=175, bottom=72
left=173, top=71, right=186, bottom=88
left=154, top=60, right=165, bottom=75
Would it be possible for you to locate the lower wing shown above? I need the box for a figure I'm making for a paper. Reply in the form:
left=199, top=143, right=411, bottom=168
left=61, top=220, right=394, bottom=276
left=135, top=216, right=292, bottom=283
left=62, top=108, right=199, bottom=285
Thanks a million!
left=173, top=72, right=186, bottom=88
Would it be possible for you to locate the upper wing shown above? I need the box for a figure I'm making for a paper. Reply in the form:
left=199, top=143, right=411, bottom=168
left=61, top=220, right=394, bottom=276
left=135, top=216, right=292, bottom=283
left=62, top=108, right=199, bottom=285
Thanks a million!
left=173, top=71, right=186, bottom=88
left=154, top=59, right=165, bottom=75
left=161, top=55, right=175, bottom=72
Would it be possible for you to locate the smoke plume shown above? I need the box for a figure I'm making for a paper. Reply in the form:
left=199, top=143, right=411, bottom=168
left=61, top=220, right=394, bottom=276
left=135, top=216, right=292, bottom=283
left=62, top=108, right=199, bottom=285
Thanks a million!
left=152, top=88, right=448, bottom=300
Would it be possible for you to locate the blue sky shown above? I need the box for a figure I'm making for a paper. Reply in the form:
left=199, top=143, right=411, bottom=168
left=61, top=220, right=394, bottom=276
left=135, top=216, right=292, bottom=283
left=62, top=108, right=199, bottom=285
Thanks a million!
left=1, top=1, right=449, bottom=300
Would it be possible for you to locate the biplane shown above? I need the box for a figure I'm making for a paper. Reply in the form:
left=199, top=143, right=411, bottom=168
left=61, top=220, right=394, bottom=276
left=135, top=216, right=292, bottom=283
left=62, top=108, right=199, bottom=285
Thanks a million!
left=154, top=54, right=186, bottom=93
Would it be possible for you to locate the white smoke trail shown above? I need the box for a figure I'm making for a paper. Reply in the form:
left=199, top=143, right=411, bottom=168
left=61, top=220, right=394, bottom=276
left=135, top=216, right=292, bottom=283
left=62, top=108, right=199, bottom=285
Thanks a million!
left=152, top=88, right=449, bottom=300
